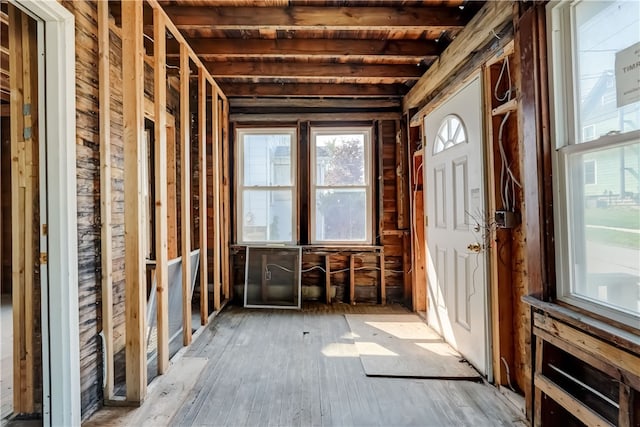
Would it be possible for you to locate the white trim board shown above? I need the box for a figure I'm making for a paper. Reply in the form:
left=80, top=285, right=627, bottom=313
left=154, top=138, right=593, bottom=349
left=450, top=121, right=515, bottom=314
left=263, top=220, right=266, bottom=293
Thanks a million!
left=10, top=1, right=81, bottom=425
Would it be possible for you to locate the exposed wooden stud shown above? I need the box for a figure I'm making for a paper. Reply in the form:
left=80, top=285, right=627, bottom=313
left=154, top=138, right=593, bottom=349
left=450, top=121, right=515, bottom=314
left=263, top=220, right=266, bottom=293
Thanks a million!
left=349, top=255, right=355, bottom=305
left=619, top=385, right=632, bottom=427
left=221, top=99, right=231, bottom=299
left=379, top=253, right=386, bottom=305
left=98, top=0, right=114, bottom=398
left=403, top=1, right=513, bottom=110
left=153, top=9, right=170, bottom=376
left=167, top=126, right=178, bottom=259
left=9, top=4, right=35, bottom=412
left=122, top=0, right=147, bottom=402
left=325, top=255, right=331, bottom=304
left=180, top=42, right=192, bottom=346
left=198, top=68, right=208, bottom=324
left=395, top=120, right=409, bottom=230
left=533, top=336, right=543, bottom=427
left=402, top=233, right=411, bottom=303
left=410, top=147, right=426, bottom=312
left=212, top=91, right=222, bottom=310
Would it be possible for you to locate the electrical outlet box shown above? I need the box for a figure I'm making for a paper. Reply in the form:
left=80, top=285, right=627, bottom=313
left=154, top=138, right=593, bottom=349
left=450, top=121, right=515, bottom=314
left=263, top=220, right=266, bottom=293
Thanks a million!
left=495, top=210, right=520, bottom=229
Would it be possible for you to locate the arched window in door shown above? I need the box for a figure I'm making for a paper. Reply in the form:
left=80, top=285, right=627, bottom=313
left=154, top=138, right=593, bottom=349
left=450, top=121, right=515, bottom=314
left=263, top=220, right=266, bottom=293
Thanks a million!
left=433, top=114, right=467, bottom=154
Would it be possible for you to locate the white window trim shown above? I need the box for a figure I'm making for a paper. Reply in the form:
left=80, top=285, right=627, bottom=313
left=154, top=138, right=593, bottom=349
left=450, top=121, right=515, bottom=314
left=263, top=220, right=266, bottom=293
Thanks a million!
left=235, top=127, right=297, bottom=244
left=547, top=1, right=640, bottom=329
left=10, top=0, right=81, bottom=425
left=309, top=127, right=374, bottom=245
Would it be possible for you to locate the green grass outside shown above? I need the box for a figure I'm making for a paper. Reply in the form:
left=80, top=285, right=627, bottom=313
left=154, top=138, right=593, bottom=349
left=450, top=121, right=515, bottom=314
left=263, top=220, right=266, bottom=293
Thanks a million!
left=584, top=207, right=640, bottom=250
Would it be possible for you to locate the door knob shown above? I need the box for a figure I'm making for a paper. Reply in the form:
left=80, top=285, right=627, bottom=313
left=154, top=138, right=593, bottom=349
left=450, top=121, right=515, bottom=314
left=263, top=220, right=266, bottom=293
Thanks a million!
left=467, top=243, right=482, bottom=253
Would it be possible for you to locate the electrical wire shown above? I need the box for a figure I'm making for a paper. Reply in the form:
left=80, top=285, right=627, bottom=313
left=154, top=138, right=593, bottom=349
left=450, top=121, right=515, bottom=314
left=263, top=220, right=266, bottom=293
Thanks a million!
left=494, top=56, right=521, bottom=211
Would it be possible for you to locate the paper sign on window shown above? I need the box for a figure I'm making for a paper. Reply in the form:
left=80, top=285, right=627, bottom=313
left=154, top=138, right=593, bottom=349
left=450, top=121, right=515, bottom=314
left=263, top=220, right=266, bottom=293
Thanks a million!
left=615, top=41, right=640, bottom=108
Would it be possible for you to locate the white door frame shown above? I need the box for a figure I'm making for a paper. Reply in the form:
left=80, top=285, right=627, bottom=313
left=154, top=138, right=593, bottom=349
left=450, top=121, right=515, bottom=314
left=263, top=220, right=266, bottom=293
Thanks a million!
left=9, top=1, right=80, bottom=425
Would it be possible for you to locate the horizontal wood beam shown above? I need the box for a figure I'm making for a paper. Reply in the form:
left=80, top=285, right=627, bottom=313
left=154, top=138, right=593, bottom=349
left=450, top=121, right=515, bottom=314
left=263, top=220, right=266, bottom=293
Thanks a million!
left=403, top=1, right=513, bottom=110
left=167, top=38, right=440, bottom=58
left=219, top=82, right=406, bottom=97
left=161, top=6, right=467, bottom=30
left=229, top=97, right=401, bottom=109
left=205, top=61, right=425, bottom=79
left=230, top=111, right=401, bottom=122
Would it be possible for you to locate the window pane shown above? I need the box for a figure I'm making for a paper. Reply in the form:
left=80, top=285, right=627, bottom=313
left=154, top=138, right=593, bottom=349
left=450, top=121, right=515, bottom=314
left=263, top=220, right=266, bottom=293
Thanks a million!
left=315, top=134, right=365, bottom=186
left=568, top=141, right=640, bottom=315
left=243, top=134, right=292, bottom=186
left=315, top=188, right=367, bottom=241
left=574, top=0, right=640, bottom=143
left=242, top=190, right=292, bottom=242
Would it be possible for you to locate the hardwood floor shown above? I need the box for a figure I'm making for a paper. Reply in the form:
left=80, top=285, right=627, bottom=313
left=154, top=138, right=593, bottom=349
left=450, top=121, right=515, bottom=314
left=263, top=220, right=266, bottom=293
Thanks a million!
left=85, top=303, right=527, bottom=426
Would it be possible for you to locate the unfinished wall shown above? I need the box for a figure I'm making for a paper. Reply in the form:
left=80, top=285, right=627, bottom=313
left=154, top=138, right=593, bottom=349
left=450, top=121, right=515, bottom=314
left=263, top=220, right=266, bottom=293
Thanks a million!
left=230, top=118, right=411, bottom=305
left=58, top=0, right=102, bottom=417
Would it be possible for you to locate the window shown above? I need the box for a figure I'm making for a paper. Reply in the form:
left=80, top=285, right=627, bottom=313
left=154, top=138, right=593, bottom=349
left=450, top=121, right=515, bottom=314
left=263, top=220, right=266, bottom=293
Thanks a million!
left=433, top=115, right=467, bottom=154
left=548, top=0, right=640, bottom=327
left=236, top=128, right=296, bottom=244
left=310, top=127, right=373, bottom=244
left=583, top=160, right=596, bottom=185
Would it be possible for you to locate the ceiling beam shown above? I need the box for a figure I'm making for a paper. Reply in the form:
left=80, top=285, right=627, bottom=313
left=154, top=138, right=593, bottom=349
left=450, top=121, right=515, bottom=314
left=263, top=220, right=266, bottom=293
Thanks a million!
left=229, top=97, right=401, bottom=109
left=204, top=61, right=425, bottom=79
left=218, top=82, right=407, bottom=97
left=160, top=6, right=467, bottom=30
left=167, top=38, right=441, bottom=58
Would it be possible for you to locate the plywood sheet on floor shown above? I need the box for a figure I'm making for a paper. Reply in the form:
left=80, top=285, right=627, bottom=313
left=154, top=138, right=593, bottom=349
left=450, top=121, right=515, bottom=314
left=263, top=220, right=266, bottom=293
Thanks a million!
left=344, top=314, right=481, bottom=379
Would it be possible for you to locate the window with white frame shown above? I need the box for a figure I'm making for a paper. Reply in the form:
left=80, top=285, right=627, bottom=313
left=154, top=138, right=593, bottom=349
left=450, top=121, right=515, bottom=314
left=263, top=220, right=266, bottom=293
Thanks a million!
left=310, top=127, right=373, bottom=244
left=548, top=0, right=640, bottom=327
left=236, top=128, right=296, bottom=244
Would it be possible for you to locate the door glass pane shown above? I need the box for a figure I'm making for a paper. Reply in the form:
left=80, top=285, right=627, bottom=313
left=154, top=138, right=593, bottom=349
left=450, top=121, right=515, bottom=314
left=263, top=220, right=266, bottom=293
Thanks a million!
left=242, top=190, right=292, bottom=242
left=568, top=141, right=640, bottom=315
left=315, top=134, right=365, bottom=186
left=315, top=188, right=367, bottom=241
left=574, top=0, right=640, bottom=143
left=243, top=134, right=292, bottom=186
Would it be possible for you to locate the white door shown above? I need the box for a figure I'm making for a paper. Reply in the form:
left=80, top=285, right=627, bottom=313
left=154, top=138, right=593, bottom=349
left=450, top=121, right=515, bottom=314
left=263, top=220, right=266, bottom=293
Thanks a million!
left=424, top=76, right=489, bottom=375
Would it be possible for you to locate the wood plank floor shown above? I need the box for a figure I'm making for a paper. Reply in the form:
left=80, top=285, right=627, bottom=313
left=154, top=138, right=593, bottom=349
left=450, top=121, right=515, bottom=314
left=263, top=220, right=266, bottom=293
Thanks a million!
left=85, top=303, right=527, bottom=426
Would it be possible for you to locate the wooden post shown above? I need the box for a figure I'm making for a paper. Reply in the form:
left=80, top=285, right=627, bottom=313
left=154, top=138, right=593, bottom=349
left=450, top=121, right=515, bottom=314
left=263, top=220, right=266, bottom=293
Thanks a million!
left=153, top=9, right=170, bottom=376
left=98, top=0, right=114, bottom=397
left=9, top=5, right=36, bottom=412
left=220, top=100, right=231, bottom=299
left=122, top=0, right=147, bottom=402
left=198, top=69, right=208, bottom=324
left=180, top=43, right=192, bottom=346
left=212, top=92, right=221, bottom=310
left=325, top=255, right=331, bottom=304
left=349, top=255, right=355, bottom=305
left=379, top=253, right=386, bottom=305
left=167, top=125, right=178, bottom=259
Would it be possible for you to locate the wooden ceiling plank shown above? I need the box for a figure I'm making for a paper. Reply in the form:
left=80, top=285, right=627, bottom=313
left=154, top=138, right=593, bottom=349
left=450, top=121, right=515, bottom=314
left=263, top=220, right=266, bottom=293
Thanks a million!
left=219, top=82, right=405, bottom=97
left=204, top=61, right=424, bottom=79
left=160, top=6, right=467, bottom=29
left=167, top=38, right=440, bottom=57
